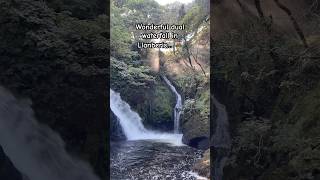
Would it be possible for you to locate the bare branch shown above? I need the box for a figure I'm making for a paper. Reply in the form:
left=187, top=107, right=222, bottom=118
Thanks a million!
left=191, top=48, right=207, bottom=76
left=254, top=0, right=265, bottom=18
left=273, top=0, right=309, bottom=48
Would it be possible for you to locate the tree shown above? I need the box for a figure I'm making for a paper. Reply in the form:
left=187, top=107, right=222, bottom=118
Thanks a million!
left=178, top=4, right=186, bottom=20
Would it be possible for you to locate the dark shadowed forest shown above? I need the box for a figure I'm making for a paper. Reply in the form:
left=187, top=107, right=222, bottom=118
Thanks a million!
left=0, top=0, right=108, bottom=179
left=212, top=0, right=320, bottom=179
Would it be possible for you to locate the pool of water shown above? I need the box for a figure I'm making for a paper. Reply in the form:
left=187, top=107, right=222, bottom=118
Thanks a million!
left=110, top=140, right=204, bottom=180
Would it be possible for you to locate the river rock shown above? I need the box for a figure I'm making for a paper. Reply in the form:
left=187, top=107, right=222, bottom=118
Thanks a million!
left=193, top=149, right=210, bottom=178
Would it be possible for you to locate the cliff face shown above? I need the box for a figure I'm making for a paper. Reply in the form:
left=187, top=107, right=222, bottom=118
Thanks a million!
left=0, top=0, right=108, bottom=179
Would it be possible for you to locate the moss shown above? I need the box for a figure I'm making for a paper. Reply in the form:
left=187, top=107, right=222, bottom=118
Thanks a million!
left=151, top=84, right=175, bottom=123
left=195, top=88, right=210, bottom=117
left=181, top=85, right=210, bottom=149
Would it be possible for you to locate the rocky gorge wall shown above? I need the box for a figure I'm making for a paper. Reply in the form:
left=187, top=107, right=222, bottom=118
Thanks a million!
left=211, top=1, right=320, bottom=178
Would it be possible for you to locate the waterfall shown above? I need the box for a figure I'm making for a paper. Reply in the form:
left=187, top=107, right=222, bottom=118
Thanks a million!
left=110, top=89, right=183, bottom=145
left=110, top=89, right=149, bottom=140
left=0, top=87, right=100, bottom=180
left=212, top=97, right=231, bottom=180
left=161, top=75, right=182, bottom=133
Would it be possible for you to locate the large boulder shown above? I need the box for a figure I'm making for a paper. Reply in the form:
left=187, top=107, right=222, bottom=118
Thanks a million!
left=181, top=93, right=210, bottom=150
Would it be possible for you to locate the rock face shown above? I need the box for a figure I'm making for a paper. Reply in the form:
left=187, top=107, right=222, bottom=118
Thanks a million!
left=181, top=114, right=210, bottom=150
left=110, top=110, right=126, bottom=141
left=181, top=89, right=210, bottom=150
left=111, top=68, right=176, bottom=132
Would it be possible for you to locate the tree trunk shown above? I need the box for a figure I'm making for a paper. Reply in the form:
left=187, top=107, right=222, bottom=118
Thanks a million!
left=273, top=0, right=308, bottom=48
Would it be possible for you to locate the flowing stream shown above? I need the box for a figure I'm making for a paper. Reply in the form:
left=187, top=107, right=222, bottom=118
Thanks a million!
left=212, top=97, right=231, bottom=180
left=161, top=75, right=182, bottom=133
left=0, top=87, right=99, bottom=180
left=110, top=84, right=206, bottom=179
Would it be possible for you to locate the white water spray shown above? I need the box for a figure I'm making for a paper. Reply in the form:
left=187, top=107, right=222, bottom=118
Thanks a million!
left=212, top=97, right=231, bottom=180
left=212, top=98, right=231, bottom=149
left=110, top=89, right=183, bottom=146
left=0, top=87, right=100, bottom=180
left=161, top=75, right=182, bottom=133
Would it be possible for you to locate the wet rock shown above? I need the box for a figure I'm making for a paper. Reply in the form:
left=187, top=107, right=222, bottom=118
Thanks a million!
left=187, top=136, right=210, bottom=150
left=181, top=105, right=210, bottom=150
left=0, top=147, right=22, bottom=180
left=110, top=110, right=126, bottom=141
left=193, top=149, right=210, bottom=178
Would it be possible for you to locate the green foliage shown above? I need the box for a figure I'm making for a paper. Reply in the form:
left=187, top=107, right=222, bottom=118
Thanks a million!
left=195, top=89, right=210, bottom=116
left=110, top=2, right=136, bottom=59
left=110, top=0, right=164, bottom=60
left=181, top=5, right=203, bottom=33
left=151, top=85, right=174, bottom=122
left=177, top=69, right=210, bottom=145
left=114, top=0, right=163, bottom=46
left=46, top=0, right=107, bottom=19
left=178, top=0, right=209, bottom=37
left=0, top=0, right=108, bottom=178
left=110, top=0, right=176, bottom=130
left=212, top=13, right=320, bottom=180
left=111, top=57, right=155, bottom=90
left=125, top=0, right=162, bottom=22
left=141, top=81, right=175, bottom=130
left=270, top=84, right=320, bottom=178
left=175, top=71, right=208, bottom=99
left=182, top=87, right=209, bottom=124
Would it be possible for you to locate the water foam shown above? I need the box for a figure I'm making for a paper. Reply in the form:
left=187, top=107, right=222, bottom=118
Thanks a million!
left=161, top=75, right=182, bottom=133
left=110, top=89, right=184, bottom=146
left=0, top=87, right=100, bottom=180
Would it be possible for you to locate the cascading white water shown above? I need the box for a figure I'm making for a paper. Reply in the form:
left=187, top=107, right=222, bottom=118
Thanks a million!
left=161, top=75, right=182, bottom=133
left=212, top=97, right=231, bottom=180
left=110, top=89, right=149, bottom=140
left=0, top=87, right=100, bottom=180
left=110, top=89, right=183, bottom=145
left=212, top=97, right=231, bottom=149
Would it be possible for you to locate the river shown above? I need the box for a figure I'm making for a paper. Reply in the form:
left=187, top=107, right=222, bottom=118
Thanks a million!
left=110, top=140, right=204, bottom=180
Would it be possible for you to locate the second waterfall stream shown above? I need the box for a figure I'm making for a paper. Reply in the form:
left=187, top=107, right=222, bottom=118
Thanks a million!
left=162, top=75, right=182, bottom=133
left=110, top=76, right=208, bottom=180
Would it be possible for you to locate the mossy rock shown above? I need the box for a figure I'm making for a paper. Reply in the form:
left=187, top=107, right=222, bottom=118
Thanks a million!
left=181, top=88, right=210, bottom=149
